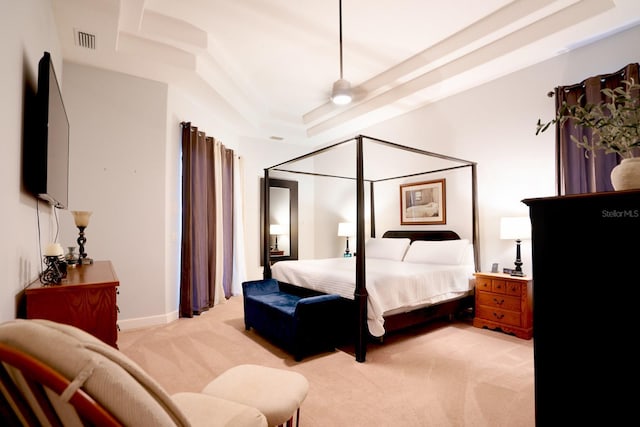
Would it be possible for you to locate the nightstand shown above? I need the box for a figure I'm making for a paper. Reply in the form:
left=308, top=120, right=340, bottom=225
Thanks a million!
left=473, top=272, right=532, bottom=339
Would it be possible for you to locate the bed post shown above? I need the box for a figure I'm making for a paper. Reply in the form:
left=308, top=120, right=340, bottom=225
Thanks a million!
left=263, top=169, right=272, bottom=279
left=369, top=182, right=376, bottom=238
left=471, top=163, right=480, bottom=271
left=355, top=135, right=368, bottom=362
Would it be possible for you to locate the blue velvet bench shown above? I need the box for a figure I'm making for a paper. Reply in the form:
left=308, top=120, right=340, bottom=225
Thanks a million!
left=242, top=278, right=344, bottom=361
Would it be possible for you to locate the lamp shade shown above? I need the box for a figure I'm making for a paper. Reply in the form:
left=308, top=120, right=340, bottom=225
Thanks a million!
left=337, top=222, right=355, bottom=237
left=500, top=217, right=531, bottom=240
left=71, top=211, right=92, bottom=227
left=269, top=224, right=286, bottom=236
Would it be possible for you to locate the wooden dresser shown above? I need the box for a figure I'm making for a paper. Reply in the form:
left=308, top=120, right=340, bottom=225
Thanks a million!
left=473, top=272, right=532, bottom=339
left=524, top=190, right=640, bottom=426
left=23, top=260, right=119, bottom=348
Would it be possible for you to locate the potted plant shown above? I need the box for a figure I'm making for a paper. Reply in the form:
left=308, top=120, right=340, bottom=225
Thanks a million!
left=536, top=78, right=640, bottom=190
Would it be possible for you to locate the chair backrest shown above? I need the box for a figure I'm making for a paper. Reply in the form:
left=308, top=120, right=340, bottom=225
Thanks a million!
left=0, top=319, right=191, bottom=426
left=0, top=342, right=120, bottom=426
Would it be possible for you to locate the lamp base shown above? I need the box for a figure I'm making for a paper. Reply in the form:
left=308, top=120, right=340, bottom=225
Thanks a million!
left=511, top=239, right=525, bottom=277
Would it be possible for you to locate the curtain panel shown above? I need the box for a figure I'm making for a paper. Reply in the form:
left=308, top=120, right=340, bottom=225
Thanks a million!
left=180, top=122, right=236, bottom=317
left=554, top=63, right=639, bottom=195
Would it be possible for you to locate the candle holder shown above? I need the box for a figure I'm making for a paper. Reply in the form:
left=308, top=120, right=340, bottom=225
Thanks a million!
left=40, top=255, right=67, bottom=285
left=71, top=211, right=93, bottom=265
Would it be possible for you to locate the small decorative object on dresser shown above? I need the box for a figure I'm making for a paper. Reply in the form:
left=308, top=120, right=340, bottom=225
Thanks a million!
left=41, top=243, right=66, bottom=284
left=473, top=272, right=533, bottom=339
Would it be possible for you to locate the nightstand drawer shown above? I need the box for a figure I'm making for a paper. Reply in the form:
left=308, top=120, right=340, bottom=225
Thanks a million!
left=477, top=292, right=520, bottom=311
left=505, top=281, right=521, bottom=296
left=476, top=277, right=492, bottom=291
left=476, top=306, right=521, bottom=327
left=491, top=279, right=507, bottom=294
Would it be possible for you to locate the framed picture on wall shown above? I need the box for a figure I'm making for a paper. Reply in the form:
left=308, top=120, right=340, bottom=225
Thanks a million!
left=400, top=179, right=446, bottom=225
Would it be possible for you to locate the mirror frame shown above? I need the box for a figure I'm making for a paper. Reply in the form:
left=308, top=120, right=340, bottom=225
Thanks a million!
left=260, top=178, right=298, bottom=264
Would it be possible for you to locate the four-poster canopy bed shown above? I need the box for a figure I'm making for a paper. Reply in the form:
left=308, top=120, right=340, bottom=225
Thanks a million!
left=261, top=135, right=479, bottom=362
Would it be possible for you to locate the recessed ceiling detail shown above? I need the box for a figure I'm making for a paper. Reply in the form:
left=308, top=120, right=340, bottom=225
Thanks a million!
left=53, top=0, right=639, bottom=145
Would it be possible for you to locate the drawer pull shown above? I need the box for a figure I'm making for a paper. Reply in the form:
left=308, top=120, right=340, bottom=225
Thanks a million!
left=493, top=298, right=504, bottom=305
left=492, top=312, right=505, bottom=320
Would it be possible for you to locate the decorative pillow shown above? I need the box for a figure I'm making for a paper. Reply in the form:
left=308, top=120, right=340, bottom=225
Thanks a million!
left=403, top=239, right=471, bottom=265
left=365, top=238, right=411, bottom=261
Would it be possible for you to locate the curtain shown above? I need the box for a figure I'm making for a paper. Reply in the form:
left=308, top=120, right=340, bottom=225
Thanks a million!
left=555, top=63, right=639, bottom=195
left=179, top=122, right=238, bottom=317
left=231, top=155, right=247, bottom=295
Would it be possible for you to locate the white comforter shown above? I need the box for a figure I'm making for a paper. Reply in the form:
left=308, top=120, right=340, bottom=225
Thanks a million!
left=271, top=257, right=475, bottom=337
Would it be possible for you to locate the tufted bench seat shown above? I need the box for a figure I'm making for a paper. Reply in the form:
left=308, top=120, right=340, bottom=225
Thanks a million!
left=242, top=278, right=344, bottom=361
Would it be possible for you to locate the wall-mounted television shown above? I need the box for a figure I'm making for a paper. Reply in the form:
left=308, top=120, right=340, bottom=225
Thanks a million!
left=25, top=51, right=69, bottom=209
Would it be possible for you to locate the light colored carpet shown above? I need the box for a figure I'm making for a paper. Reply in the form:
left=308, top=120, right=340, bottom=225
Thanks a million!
left=118, top=296, right=534, bottom=426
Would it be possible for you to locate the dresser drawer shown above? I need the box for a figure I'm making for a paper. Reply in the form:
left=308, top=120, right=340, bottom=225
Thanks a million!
left=476, top=306, right=521, bottom=327
left=477, top=292, right=521, bottom=311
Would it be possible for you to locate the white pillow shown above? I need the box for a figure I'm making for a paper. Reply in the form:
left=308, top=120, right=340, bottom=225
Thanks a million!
left=365, top=238, right=411, bottom=261
left=459, top=243, right=475, bottom=266
left=403, top=239, right=471, bottom=265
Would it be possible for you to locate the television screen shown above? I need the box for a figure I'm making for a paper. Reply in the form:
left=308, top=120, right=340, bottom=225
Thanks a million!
left=26, top=51, right=69, bottom=209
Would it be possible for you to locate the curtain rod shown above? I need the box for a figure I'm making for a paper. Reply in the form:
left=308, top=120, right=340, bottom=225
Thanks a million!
left=547, top=62, right=638, bottom=97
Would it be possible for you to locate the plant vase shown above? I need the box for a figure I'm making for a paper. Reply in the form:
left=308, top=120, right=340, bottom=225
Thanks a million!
left=610, top=158, right=640, bottom=191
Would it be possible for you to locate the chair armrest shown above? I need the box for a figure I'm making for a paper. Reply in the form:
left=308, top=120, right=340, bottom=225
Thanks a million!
left=242, top=279, right=279, bottom=296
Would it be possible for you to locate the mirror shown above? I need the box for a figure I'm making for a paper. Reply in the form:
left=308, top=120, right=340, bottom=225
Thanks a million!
left=261, top=178, right=298, bottom=264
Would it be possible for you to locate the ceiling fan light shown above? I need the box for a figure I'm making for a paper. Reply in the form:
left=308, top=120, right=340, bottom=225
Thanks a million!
left=331, top=78, right=352, bottom=105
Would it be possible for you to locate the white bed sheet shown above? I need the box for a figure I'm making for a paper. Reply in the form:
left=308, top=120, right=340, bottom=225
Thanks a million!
left=271, top=257, right=475, bottom=337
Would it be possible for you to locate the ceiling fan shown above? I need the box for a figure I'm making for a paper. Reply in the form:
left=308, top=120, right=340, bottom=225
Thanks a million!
left=330, top=0, right=366, bottom=105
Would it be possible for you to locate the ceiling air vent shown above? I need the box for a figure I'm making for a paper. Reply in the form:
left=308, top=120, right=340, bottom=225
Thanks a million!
left=75, top=30, right=96, bottom=50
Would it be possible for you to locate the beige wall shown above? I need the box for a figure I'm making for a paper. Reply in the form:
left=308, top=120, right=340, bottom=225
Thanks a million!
left=60, top=62, right=168, bottom=327
left=1, top=0, right=63, bottom=321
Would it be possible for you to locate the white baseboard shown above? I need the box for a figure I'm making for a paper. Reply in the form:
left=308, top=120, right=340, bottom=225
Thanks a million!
left=118, top=311, right=179, bottom=331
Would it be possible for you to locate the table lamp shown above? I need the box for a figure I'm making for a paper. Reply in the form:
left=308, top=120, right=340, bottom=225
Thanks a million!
left=269, top=224, right=285, bottom=253
left=337, top=222, right=355, bottom=257
left=500, top=216, right=531, bottom=277
left=71, top=210, right=93, bottom=265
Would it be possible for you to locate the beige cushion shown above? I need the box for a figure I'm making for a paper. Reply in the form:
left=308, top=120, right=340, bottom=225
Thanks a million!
left=202, top=364, right=309, bottom=426
left=172, top=392, right=267, bottom=427
left=0, top=319, right=266, bottom=427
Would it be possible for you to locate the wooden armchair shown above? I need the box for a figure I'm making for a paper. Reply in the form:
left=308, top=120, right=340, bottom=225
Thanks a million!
left=0, top=318, right=268, bottom=426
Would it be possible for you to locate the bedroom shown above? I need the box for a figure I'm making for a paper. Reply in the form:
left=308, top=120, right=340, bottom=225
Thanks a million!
left=3, top=1, right=639, bottom=424
left=4, top=0, right=639, bottom=325
left=2, top=0, right=638, bottom=334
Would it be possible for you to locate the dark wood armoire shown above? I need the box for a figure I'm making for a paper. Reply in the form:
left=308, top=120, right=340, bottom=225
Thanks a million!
left=523, top=190, right=640, bottom=426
